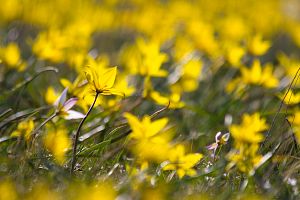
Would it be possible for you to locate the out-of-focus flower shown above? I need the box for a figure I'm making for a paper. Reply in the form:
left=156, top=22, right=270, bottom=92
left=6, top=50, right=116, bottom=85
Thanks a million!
left=230, top=113, right=268, bottom=144
left=32, top=29, right=66, bottom=62
left=69, top=181, right=116, bottom=200
left=124, top=113, right=168, bottom=140
left=187, top=20, right=219, bottom=56
left=121, top=39, right=168, bottom=78
left=163, top=144, right=203, bottom=179
left=248, top=34, right=271, bottom=56
left=170, top=59, right=203, bottom=93
left=11, top=119, right=35, bottom=141
left=227, top=113, right=270, bottom=175
left=228, top=60, right=279, bottom=92
left=149, top=90, right=184, bottom=109
left=136, top=38, right=168, bottom=77
left=0, top=179, right=17, bottom=200
left=278, top=53, right=300, bottom=84
left=124, top=113, right=171, bottom=162
left=240, top=60, right=278, bottom=88
left=224, top=43, right=245, bottom=67
left=26, top=183, right=61, bottom=200
left=0, top=43, right=26, bottom=71
left=278, top=90, right=300, bottom=105
left=227, top=144, right=263, bottom=175
left=288, top=111, right=300, bottom=143
left=45, top=86, right=60, bottom=105
left=43, top=126, right=71, bottom=165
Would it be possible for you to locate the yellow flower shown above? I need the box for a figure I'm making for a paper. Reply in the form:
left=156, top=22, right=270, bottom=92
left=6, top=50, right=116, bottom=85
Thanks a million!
left=11, top=119, right=35, bottom=141
left=240, top=60, right=278, bottom=88
left=170, top=59, right=203, bottom=93
left=224, top=43, right=245, bottom=67
left=124, top=113, right=171, bottom=162
left=136, top=38, right=168, bottom=77
left=149, top=90, right=185, bottom=109
left=124, top=113, right=168, bottom=140
left=84, top=66, right=123, bottom=96
left=27, top=183, right=61, bottom=200
left=248, top=34, right=271, bottom=56
left=230, top=113, right=268, bottom=144
left=163, top=144, right=203, bottom=179
left=227, top=144, right=263, bottom=175
left=43, top=127, right=71, bottom=165
left=60, top=76, right=86, bottom=96
left=187, top=20, right=219, bottom=56
left=277, top=53, right=300, bottom=84
left=289, top=111, right=300, bottom=126
left=73, top=181, right=116, bottom=200
left=278, top=90, right=300, bottom=105
left=0, top=43, right=25, bottom=71
left=288, top=111, right=300, bottom=143
left=60, top=76, right=96, bottom=112
left=32, top=29, right=67, bottom=62
left=45, top=86, right=59, bottom=105
left=0, top=180, right=17, bottom=200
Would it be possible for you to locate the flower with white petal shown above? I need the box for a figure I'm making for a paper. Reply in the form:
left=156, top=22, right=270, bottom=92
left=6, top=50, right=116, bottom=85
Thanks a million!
left=54, top=88, right=85, bottom=120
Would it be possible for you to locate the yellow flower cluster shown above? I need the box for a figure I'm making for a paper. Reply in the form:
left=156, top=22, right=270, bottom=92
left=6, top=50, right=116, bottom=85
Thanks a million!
left=227, top=113, right=269, bottom=175
left=124, top=113, right=202, bottom=179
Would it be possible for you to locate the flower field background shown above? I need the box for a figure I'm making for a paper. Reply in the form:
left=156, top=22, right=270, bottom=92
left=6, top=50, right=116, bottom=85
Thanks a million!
left=1, top=0, right=300, bottom=199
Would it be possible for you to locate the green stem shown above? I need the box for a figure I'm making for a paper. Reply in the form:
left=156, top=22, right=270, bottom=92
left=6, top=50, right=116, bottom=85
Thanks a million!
left=70, top=92, right=99, bottom=174
left=32, top=112, right=57, bottom=138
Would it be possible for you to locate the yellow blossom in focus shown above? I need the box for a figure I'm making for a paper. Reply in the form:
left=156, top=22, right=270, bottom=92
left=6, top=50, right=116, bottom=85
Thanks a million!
left=11, top=119, right=35, bottom=141
left=163, top=144, right=203, bottom=179
left=248, top=34, right=271, bottom=56
left=84, top=66, right=123, bottom=96
left=43, top=127, right=71, bottom=165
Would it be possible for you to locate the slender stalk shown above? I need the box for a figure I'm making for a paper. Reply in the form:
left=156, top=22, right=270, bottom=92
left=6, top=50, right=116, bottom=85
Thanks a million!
left=32, top=112, right=57, bottom=138
left=70, top=92, right=99, bottom=174
left=261, top=67, right=300, bottom=148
